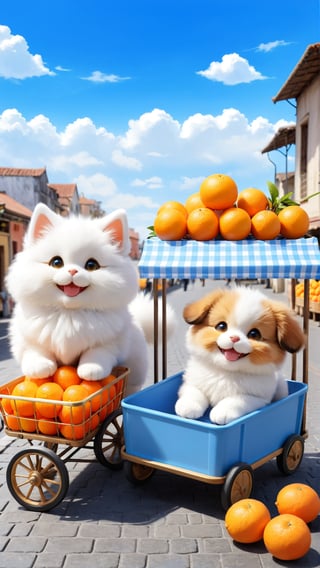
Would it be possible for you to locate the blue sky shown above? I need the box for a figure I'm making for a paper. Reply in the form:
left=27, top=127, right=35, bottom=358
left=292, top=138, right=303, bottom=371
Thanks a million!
left=0, top=0, right=319, bottom=240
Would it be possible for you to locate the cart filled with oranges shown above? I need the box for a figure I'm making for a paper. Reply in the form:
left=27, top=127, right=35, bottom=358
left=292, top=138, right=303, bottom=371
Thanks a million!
left=0, top=365, right=128, bottom=511
left=121, top=173, right=320, bottom=510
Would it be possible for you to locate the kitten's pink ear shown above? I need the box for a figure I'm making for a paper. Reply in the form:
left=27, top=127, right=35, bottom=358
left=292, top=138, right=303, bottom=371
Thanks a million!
left=27, top=203, right=60, bottom=244
left=101, top=209, right=131, bottom=256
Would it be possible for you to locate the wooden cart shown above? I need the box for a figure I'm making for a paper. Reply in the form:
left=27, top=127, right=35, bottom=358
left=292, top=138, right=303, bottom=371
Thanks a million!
left=0, top=366, right=128, bottom=511
left=121, top=237, right=320, bottom=509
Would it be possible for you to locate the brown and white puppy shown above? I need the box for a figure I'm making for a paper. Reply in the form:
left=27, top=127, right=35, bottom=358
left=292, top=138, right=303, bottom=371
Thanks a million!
left=175, top=287, right=305, bottom=425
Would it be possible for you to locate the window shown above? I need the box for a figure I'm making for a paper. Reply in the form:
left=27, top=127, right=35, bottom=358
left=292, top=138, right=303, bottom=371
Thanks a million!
left=300, top=122, right=308, bottom=200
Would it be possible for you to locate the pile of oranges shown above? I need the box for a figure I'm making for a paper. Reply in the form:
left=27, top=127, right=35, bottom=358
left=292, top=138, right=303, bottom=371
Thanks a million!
left=153, top=173, right=310, bottom=242
left=225, top=483, right=320, bottom=561
left=1, top=366, right=123, bottom=440
left=296, top=279, right=320, bottom=303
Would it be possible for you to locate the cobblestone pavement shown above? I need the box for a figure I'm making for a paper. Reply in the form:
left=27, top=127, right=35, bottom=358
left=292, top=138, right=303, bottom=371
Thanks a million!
left=0, top=280, right=319, bottom=567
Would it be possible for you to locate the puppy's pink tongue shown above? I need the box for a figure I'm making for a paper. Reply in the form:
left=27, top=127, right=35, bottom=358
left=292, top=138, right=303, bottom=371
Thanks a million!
left=223, top=348, right=242, bottom=361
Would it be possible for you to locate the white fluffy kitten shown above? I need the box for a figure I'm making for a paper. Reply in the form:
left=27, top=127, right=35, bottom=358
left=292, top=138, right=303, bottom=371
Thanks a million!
left=6, top=203, right=162, bottom=395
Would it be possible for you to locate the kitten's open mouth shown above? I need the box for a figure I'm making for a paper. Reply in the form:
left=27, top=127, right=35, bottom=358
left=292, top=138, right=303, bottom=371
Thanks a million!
left=219, top=347, right=248, bottom=362
left=57, top=284, right=87, bottom=297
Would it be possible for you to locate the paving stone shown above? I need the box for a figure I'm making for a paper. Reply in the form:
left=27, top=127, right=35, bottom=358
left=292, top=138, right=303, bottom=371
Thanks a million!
left=31, top=521, right=79, bottom=537
left=5, top=536, right=47, bottom=552
left=147, top=555, right=190, bottom=568
left=33, top=553, right=66, bottom=568
left=170, top=538, right=198, bottom=554
left=44, top=537, right=93, bottom=554
left=78, top=523, right=121, bottom=538
left=64, top=553, right=120, bottom=568
left=190, top=555, right=222, bottom=568
left=0, top=552, right=36, bottom=568
left=137, top=538, right=169, bottom=554
left=118, top=553, right=148, bottom=568
left=94, top=537, right=136, bottom=553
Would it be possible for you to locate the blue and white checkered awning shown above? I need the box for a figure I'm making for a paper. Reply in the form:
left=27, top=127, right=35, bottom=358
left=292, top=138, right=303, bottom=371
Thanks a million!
left=138, top=237, right=320, bottom=280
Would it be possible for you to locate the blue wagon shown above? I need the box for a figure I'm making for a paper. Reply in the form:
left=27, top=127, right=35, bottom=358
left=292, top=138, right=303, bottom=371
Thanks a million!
left=121, top=237, right=320, bottom=509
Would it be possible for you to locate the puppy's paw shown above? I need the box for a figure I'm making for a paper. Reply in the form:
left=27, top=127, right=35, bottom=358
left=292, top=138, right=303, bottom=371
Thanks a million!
left=175, top=398, right=206, bottom=420
left=209, top=403, right=238, bottom=425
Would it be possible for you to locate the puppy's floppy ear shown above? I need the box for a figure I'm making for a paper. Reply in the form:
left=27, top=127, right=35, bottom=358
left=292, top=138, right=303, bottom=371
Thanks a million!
left=183, top=289, right=225, bottom=325
left=269, top=300, right=305, bottom=353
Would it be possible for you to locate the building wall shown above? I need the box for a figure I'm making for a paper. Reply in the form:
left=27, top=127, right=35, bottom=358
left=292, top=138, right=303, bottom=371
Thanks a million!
left=10, top=220, right=26, bottom=254
left=295, top=74, right=320, bottom=225
left=0, top=172, right=59, bottom=211
left=0, top=176, right=36, bottom=210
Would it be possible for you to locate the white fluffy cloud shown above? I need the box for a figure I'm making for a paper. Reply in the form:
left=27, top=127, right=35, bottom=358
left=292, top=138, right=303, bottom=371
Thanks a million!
left=257, top=40, right=291, bottom=53
left=196, top=53, right=267, bottom=85
left=81, top=70, right=131, bottom=83
left=0, top=25, right=54, bottom=78
left=0, top=105, right=290, bottom=239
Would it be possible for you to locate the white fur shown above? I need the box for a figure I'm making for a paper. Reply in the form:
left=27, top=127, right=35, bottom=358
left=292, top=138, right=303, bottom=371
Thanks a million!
left=175, top=287, right=305, bottom=424
left=6, top=204, right=174, bottom=395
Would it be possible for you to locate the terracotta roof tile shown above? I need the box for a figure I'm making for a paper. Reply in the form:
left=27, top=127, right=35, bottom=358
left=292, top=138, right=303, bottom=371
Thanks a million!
left=48, top=184, right=77, bottom=198
left=0, top=167, right=46, bottom=177
left=79, top=196, right=96, bottom=205
left=0, top=192, right=32, bottom=218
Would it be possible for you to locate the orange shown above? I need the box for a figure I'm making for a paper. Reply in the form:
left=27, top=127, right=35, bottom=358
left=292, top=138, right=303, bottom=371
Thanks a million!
left=157, top=200, right=188, bottom=218
left=100, top=375, right=117, bottom=413
left=185, top=192, right=205, bottom=214
left=24, top=376, right=51, bottom=386
left=263, top=514, right=311, bottom=561
left=251, top=210, right=281, bottom=240
left=225, top=498, right=271, bottom=543
left=275, top=483, right=320, bottom=523
left=187, top=207, right=219, bottom=241
left=6, top=413, right=20, bottom=430
left=35, top=382, right=64, bottom=419
left=59, top=422, right=86, bottom=440
left=101, top=374, right=117, bottom=387
left=1, top=397, right=14, bottom=415
left=107, top=385, right=117, bottom=412
left=237, top=188, right=269, bottom=217
left=99, top=406, right=108, bottom=422
left=219, top=207, right=251, bottom=240
left=80, top=380, right=107, bottom=412
left=60, top=384, right=91, bottom=424
left=200, top=173, right=238, bottom=210
left=59, top=405, right=87, bottom=425
left=87, top=413, right=100, bottom=433
left=11, top=381, right=38, bottom=417
left=278, top=206, right=309, bottom=239
left=37, top=417, right=60, bottom=436
left=18, top=416, right=37, bottom=433
left=53, top=366, right=81, bottom=390
left=154, top=208, right=187, bottom=241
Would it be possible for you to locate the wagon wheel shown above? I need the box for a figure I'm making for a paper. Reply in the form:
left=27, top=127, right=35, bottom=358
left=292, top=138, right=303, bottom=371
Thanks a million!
left=6, top=447, right=69, bottom=512
left=124, top=460, right=155, bottom=484
left=43, top=442, right=59, bottom=453
left=276, top=434, right=305, bottom=475
left=221, top=463, right=254, bottom=511
left=93, top=408, right=124, bottom=470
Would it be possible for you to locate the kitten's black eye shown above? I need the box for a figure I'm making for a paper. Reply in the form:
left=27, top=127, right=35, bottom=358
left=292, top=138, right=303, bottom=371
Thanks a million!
left=85, top=258, right=100, bottom=271
left=247, top=328, right=262, bottom=340
left=49, top=256, right=64, bottom=269
left=215, top=321, right=227, bottom=331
